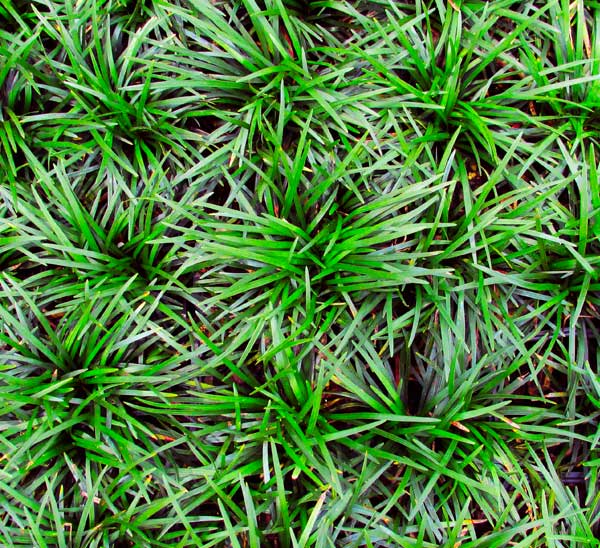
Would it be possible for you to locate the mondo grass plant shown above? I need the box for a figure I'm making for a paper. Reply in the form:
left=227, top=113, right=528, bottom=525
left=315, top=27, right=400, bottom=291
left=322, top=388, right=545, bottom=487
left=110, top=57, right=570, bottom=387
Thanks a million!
left=1, top=0, right=600, bottom=546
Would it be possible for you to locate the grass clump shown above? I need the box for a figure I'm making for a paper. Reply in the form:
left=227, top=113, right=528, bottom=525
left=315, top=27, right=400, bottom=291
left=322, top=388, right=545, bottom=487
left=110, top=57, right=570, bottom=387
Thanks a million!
left=1, top=0, right=599, bottom=546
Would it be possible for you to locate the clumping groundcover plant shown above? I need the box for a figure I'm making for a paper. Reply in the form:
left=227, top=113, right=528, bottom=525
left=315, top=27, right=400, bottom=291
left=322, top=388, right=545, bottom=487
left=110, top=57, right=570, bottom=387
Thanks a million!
left=0, top=0, right=599, bottom=546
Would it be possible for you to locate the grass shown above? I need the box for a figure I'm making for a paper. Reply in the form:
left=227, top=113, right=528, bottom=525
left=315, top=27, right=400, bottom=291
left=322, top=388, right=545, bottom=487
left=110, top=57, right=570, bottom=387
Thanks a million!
left=0, top=0, right=599, bottom=546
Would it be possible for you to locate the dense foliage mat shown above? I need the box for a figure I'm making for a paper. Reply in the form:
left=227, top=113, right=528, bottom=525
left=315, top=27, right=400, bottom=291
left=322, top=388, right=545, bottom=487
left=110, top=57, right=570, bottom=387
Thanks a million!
left=1, top=0, right=600, bottom=546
